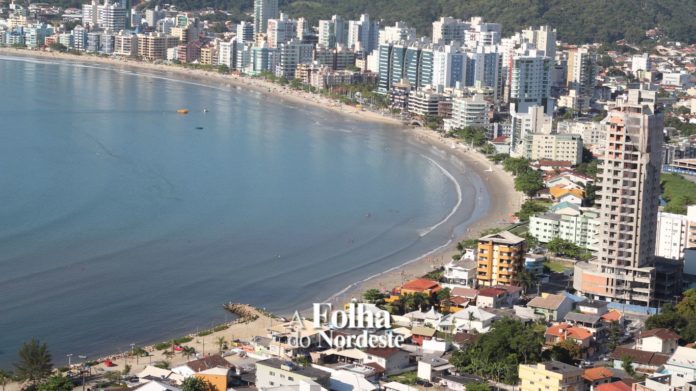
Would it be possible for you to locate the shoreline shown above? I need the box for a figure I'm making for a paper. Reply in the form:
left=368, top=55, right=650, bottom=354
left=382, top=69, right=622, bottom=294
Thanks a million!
left=0, top=47, right=523, bottom=376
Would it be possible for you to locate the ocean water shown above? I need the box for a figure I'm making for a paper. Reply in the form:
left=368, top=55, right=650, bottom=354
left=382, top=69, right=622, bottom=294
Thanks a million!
left=0, top=56, right=488, bottom=367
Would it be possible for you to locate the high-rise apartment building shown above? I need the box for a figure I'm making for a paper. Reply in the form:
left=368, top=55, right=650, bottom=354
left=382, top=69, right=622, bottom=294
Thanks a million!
left=656, top=211, right=689, bottom=261
left=236, top=21, right=254, bottom=44
left=432, top=17, right=468, bottom=45
left=509, top=46, right=553, bottom=155
left=566, top=47, right=596, bottom=111
left=346, top=14, right=379, bottom=55
left=266, top=13, right=297, bottom=48
left=377, top=42, right=433, bottom=92
left=253, top=0, right=278, bottom=36
left=522, top=25, right=557, bottom=61
left=573, top=88, right=663, bottom=306
left=476, top=231, right=526, bottom=287
left=444, top=94, right=489, bottom=131
left=317, top=15, right=347, bottom=49
left=378, top=21, right=416, bottom=45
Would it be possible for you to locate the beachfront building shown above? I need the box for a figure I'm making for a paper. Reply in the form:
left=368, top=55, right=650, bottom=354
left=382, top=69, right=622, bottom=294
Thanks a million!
left=476, top=231, right=526, bottom=287
left=314, top=46, right=356, bottom=70
left=218, top=40, right=236, bottom=68
left=407, top=89, right=448, bottom=117
left=444, top=94, right=489, bottom=131
left=274, top=39, right=313, bottom=79
left=519, top=361, right=584, bottom=391
left=137, top=33, right=179, bottom=61
left=377, top=42, right=434, bottom=93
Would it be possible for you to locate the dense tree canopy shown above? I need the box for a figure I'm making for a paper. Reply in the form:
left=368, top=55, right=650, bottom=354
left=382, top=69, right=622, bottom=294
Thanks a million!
left=14, top=339, right=53, bottom=384
left=20, top=0, right=696, bottom=44
left=450, top=318, right=544, bottom=384
left=645, top=291, right=696, bottom=342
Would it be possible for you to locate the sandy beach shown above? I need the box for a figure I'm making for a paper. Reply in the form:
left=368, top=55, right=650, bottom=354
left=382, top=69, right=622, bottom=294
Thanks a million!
left=0, top=47, right=523, bottom=384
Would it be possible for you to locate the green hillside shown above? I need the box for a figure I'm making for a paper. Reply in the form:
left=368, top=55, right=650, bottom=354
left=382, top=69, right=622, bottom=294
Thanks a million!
left=31, top=0, right=696, bottom=44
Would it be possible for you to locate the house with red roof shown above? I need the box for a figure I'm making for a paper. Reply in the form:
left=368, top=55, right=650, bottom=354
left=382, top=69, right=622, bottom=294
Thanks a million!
left=545, top=323, right=593, bottom=349
left=476, top=285, right=521, bottom=308
left=400, top=279, right=441, bottom=296
left=583, top=367, right=617, bottom=390
left=596, top=381, right=632, bottom=391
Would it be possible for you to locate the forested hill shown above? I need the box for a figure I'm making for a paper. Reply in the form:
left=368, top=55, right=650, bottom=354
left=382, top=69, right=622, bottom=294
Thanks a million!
left=45, top=0, right=696, bottom=44
left=281, top=0, right=695, bottom=44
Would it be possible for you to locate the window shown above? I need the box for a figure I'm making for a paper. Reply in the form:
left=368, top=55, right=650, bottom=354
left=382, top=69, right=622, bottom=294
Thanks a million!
left=269, top=371, right=275, bottom=376
left=288, top=377, right=294, bottom=381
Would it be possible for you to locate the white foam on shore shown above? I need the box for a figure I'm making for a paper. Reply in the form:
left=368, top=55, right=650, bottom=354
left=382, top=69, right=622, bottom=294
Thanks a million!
left=323, top=237, right=454, bottom=303
left=418, top=155, right=463, bottom=237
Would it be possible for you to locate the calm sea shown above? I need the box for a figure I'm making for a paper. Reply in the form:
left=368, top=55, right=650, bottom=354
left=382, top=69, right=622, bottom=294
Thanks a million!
left=0, top=55, right=488, bottom=368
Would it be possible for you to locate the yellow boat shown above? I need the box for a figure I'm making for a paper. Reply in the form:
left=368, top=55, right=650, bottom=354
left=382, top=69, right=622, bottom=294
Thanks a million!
left=177, top=108, right=189, bottom=114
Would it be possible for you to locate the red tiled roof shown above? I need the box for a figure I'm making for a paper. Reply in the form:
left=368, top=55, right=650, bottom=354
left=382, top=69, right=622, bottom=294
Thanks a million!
left=546, top=323, right=592, bottom=341
left=493, top=284, right=522, bottom=294
left=492, top=136, right=508, bottom=143
left=478, top=287, right=506, bottom=297
left=401, top=278, right=440, bottom=291
left=583, top=367, right=615, bottom=382
left=601, top=310, right=622, bottom=322
left=639, top=328, right=681, bottom=341
left=450, top=296, right=469, bottom=306
left=596, top=381, right=631, bottom=391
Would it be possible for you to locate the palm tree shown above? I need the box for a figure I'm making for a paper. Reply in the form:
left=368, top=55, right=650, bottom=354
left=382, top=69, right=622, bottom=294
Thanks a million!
left=181, top=346, right=196, bottom=360
left=14, top=339, right=53, bottom=385
left=163, top=351, right=175, bottom=360
left=514, top=269, right=537, bottom=295
left=216, top=337, right=226, bottom=353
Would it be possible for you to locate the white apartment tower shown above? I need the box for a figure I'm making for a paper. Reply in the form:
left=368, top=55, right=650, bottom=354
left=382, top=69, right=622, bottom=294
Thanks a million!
left=656, top=211, right=688, bottom=260
left=574, top=88, right=662, bottom=306
left=522, top=25, right=556, bottom=61
left=432, top=17, right=468, bottom=45
left=266, top=13, right=297, bottom=48
left=253, top=0, right=278, bottom=36
left=346, top=14, right=379, bottom=54
left=379, top=21, right=416, bottom=45
left=509, top=46, right=552, bottom=154
left=566, top=47, right=596, bottom=111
